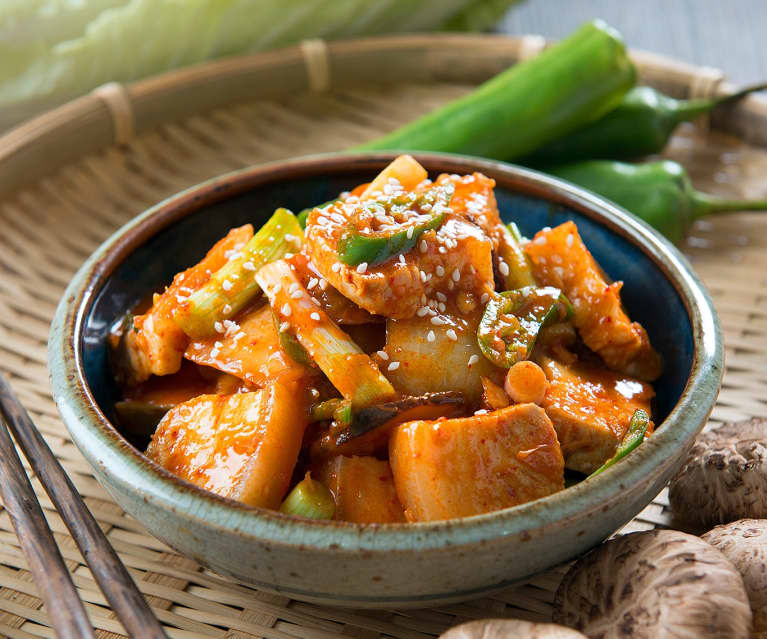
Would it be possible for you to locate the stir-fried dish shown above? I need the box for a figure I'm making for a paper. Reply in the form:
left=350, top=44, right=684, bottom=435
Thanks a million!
left=110, top=155, right=662, bottom=523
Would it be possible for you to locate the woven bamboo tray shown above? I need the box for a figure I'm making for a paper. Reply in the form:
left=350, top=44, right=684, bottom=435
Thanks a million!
left=0, top=33, right=766, bottom=638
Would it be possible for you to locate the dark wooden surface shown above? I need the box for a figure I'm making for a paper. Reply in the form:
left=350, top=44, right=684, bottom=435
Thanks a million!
left=498, top=0, right=767, bottom=86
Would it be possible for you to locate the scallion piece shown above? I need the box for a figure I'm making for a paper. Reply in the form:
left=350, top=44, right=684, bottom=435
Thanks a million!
left=590, top=409, right=650, bottom=477
left=173, top=208, right=302, bottom=339
left=256, top=259, right=396, bottom=408
left=279, top=475, right=335, bottom=520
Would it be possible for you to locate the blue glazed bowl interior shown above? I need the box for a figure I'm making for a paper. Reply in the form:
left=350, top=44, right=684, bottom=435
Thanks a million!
left=82, top=163, right=693, bottom=450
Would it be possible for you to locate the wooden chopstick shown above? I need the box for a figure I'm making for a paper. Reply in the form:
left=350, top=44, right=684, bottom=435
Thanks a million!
left=0, top=374, right=168, bottom=639
left=0, top=404, right=96, bottom=638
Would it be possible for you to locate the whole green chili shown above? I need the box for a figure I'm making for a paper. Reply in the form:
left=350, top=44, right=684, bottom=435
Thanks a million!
left=545, top=159, right=767, bottom=243
left=525, top=83, right=767, bottom=163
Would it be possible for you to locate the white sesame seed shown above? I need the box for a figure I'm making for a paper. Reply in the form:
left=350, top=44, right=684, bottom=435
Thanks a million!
left=566, top=233, right=574, bottom=247
left=214, top=321, right=224, bottom=333
left=399, top=254, right=406, bottom=265
left=312, top=297, right=322, bottom=306
left=436, top=265, right=445, bottom=277
left=319, top=278, right=328, bottom=290
left=436, top=291, right=447, bottom=302
left=406, top=226, right=414, bottom=239
left=534, top=236, right=547, bottom=245
left=468, top=354, right=479, bottom=366
left=285, top=233, right=297, bottom=244
left=214, top=341, right=223, bottom=349
left=307, top=277, right=318, bottom=290
left=356, top=262, right=368, bottom=274
left=222, top=280, right=233, bottom=291
left=280, top=303, right=291, bottom=317
left=452, top=268, right=460, bottom=282
left=331, top=262, right=342, bottom=273
left=210, top=348, right=220, bottom=358
left=474, top=409, right=489, bottom=416
left=288, top=283, right=299, bottom=294
left=417, top=306, right=430, bottom=317
left=420, top=270, right=427, bottom=283
left=430, top=316, right=445, bottom=326
left=427, top=330, right=436, bottom=343
left=290, top=289, right=303, bottom=299
left=279, top=321, right=290, bottom=332
left=377, top=350, right=389, bottom=361
left=498, top=261, right=510, bottom=277
left=481, top=293, right=490, bottom=304
left=272, top=284, right=282, bottom=295
left=223, top=320, right=238, bottom=334
left=310, top=312, right=321, bottom=321
left=447, top=280, right=455, bottom=291
left=222, top=304, right=232, bottom=315
left=316, top=216, right=329, bottom=226
left=439, top=246, right=447, bottom=254
left=388, top=361, right=400, bottom=371
left=446, top=329, right=458, bottom=341
left=234, top=331, right=246, bottom=341
left=438, top=302, right=446, bottom=313
left=420, top=239, right=428, bottom=253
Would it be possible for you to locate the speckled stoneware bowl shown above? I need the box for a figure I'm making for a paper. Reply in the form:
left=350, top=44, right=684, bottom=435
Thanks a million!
left=49, top=152, right=722, bottom=608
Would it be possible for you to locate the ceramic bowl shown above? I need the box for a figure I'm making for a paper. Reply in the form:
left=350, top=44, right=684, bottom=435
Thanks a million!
left=49, top=152, right=722, bottom=608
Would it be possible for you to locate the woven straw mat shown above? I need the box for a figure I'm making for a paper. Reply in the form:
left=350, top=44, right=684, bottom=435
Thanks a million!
left=0, top=77, right=766, bottom=639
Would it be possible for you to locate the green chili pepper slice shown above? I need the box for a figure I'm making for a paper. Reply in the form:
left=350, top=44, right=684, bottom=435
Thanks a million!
left=477, top=286, right=573, bottom=368
left=337, top=183, right=453, bottom=267
left=590, top=409, right=650, bottom=477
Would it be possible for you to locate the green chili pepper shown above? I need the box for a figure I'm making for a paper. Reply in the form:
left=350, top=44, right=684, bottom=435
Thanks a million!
left=337, top=183, right=452, bottom=267
left=355, top=20, right=635, bottom=160
left=590, top=409, right=650, bottom=477
left=477, top=286, right=573, bottom=368
left=525, top=83, right=767, bottom=163
left=501, top=222, right=535, bottom=289
left=297, top=199, right=336, bottom=230
left=545, top=159, right=767, bottom=244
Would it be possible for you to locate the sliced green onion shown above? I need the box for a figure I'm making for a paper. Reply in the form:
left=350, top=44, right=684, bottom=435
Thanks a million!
left=256, top=259, right=396, bottom=408
left=173, top=208, right=303, bottom=339
left=590, top=409, right=650, bottom=477
left=279, top=475, right=335, bottom=520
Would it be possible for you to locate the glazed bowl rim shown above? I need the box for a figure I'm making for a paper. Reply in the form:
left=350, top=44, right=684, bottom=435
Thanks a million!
left=48, top=151, right=722, bottom=554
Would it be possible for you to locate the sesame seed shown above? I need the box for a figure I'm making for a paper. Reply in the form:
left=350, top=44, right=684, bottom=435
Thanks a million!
left=481, top=293, right=490, bottom=304
left=566, top=233, right=574, bottom=247
left=420, top=239, right=428, bottom=253
left=310, top=312, right=320, bottom=321
left=285, top=233, right=297, bottom=243
left=319, top=278, right=328, bottom=290
left=222, top=280, right=233, bottom=291
left=331, top=262, right=342, bottom=273
left=436, top=291, right=447, bottom=302
left=316, top=216, right=329, bottom=226
left=438, top=302, right=446, bottom=312
left=312, top=297, right=322, bottom=306
left=279, top=321, right=290, bottom=332
left=214, top=321, right=224, bottom=333
left=214, top=341, right=223, bottom=349
left=222, top=304, right=232, bottom=315
left=430, top=316, right=445, bottom=326
left=468, top=354, right=479, bottom=366
left=307, top=278, right=318, bottom=290
left=388, top=361, right=400, bottom=371
left=420, top=270, right=427, bottom=283
left=534, top=236, right=547, bottom=245
left=377, top=350, right=389, bottom=360
left=272, top=284, right=282, bottom=295
left=210, top=348, right=220, bottom=358
left=447, top=280, right=455, bottom=291
left=474, top=409, right=489, bottom=416
left=234, top=331, right=246, bottom=341
left=310, top=387, right=320, bottom=399
left=446, top=329, right=458, bottom=341
left=498, top=261, right=510, bottom=277
left=436, top=265, right=445, bottom=277
left=406, top=226, right=414, bottom=239
left=288, top=283, right=299, bottom=294
left=439, top=246, right=447, bottom=254
left=280, top=303, right=291, bottom=317
left=356, top=262, right=368, bottom=274
left=399, top=254, right=406, bottom=265
left=417, top=306, right=430, bottom=317
left=290, top=289, right=303, bottom=299
left=452, top=268, right=460, bottom=282
left=427, top=330, right=436, bottom=342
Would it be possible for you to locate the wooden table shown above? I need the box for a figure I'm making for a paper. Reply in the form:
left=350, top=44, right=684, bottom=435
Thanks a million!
left=498, top=0, right=766, bottom=86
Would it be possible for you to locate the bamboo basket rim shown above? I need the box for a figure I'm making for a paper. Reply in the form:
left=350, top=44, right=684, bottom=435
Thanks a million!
left=1, top=32, right=767, bottom=201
